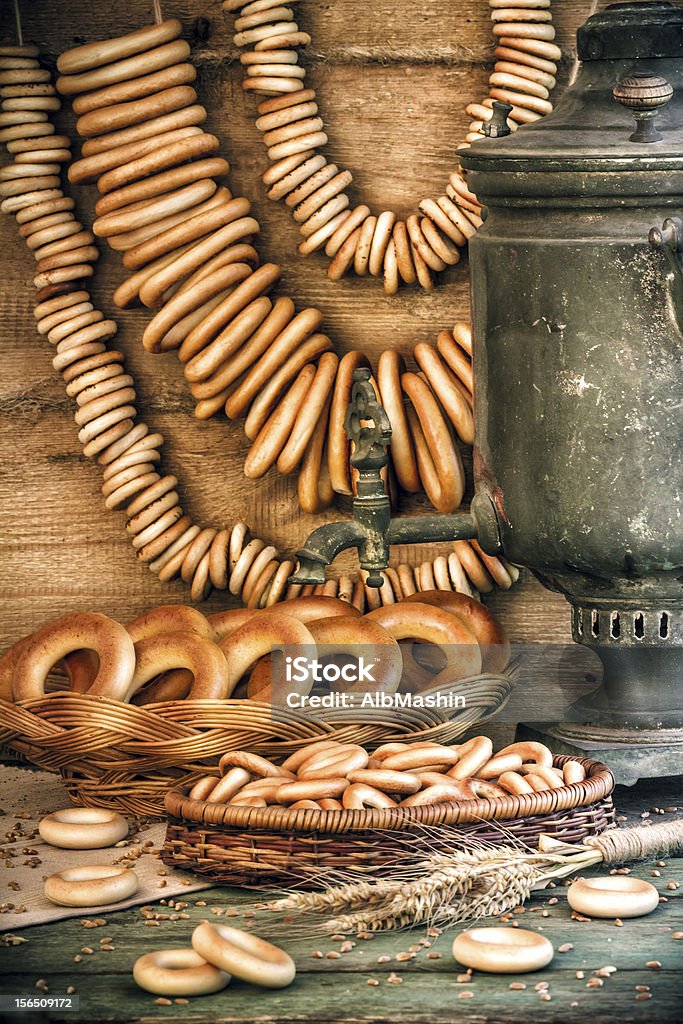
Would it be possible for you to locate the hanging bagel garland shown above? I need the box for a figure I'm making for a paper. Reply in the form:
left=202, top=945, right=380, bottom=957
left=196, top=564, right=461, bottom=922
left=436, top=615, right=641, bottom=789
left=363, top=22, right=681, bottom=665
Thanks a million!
left=54, top=11, right=492, bottom=513
left=0, top=0, right=560, bottom=605
left=224, top=0, right=562, bottom=291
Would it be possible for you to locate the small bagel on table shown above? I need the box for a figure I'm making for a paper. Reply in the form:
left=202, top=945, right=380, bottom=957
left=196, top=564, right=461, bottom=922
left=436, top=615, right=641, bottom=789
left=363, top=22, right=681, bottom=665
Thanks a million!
left=39, top=806, right=129, bottom=848
left=133, top=948, right=230, bottom=997
left=44, top=864, right=139, bottom=907
left=192, top=921, right=296, bottom=989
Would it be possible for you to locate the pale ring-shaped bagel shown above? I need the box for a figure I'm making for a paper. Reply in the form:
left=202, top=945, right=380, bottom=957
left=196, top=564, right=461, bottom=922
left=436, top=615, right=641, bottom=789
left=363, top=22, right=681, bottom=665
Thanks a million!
left=496, top=741, right=554, bottom=767
left=342, top=783, right=397, bottom=809
left=366, top=603, right=481, bottom=686
left=346, top=769, right=421, bottom=795
left=218, top=751, right=291, bottom=779
left=403, top=372, right=465, bottom=512
left=232, top=790, right=270, bottom=806
left=39, top=807, right=128, bottom=849
left=403, top=590, right=510, bottom=674
left=0, top=633, right=33, bottom=702
left=218, top=612, right=316, bottom=697
left=229, top=779, right=291, bottom=804
left=276, top=778, right=349, bottom=803
left=305, top=615, right=403, bottom=694
left=57, top=20, right=183, bottom=75
left=327, top=350, right=369, bottom=494
left=476, top=753, right=523, bottom=779
left=192, top=921, right=296, bottom=988
left=280, top=739, right=344, bottom=773
left=518, top=763, right=564, bottom=788
left=128, top=631, right=228, bottom=701
left=399, top=780, right=485, bottom=806
left=566, top=876, right=659, bottom=919
left=188, top=768, right=252, bottom=803
left=563, top=760, right=587, bottom=785
left=447, top=736, right=494, bottom=780
left=298, top=744, right=369, bottom=780
left=12, top=612, right=135, bottom=701
left=133, top=948, right=230, bottom=997
left=453, top=927, right=554, bottom=974
left=376, top=349, right=420, bottom=492
left=44, top=864, right=138, bottom=907
left=497, top=771, right=535, bottom=796
left=371, top=741, right=410, bottom=761
left=380, top=744, right=459, bottom=773
left=102, top=604, right=216, bottom=704
left=188, top=775, right=223, bottom=801
left=207, top=608, right=260, bottom=641
left=230, top=794, right=268, bottom=806
left=413, top=342, right=473, bottom=445
left=296, top=742, right=365, bottom=773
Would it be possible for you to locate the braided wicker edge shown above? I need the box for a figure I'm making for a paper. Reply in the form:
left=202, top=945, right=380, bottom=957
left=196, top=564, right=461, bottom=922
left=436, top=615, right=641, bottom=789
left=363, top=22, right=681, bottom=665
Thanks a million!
left=0, top=666, right=515, bottom=782
left=161, top=798, right=616, bottom=885
left=164, top=756, right=614, bottom=834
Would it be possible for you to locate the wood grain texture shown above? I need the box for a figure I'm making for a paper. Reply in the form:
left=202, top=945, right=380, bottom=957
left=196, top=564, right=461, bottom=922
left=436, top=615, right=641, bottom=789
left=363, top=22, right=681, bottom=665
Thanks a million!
left=1, top=2, right=673, bottom=663
left=1, top=775, right=681, bottom=1023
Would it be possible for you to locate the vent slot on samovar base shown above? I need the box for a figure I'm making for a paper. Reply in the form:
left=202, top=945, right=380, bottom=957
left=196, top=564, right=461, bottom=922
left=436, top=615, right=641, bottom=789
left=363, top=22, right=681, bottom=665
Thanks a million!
left=517, top=600, right=683, bottom=787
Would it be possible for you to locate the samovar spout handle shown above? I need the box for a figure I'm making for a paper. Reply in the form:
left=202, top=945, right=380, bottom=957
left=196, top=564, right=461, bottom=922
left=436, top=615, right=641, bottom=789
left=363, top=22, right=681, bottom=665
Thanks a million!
left=649, top=216, right=683, bottom=336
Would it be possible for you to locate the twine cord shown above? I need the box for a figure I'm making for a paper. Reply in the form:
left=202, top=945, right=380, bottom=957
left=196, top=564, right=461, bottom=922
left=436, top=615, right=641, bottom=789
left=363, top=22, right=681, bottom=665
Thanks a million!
left=13, top=0, right=23, bottom=45
left=586, top=819, right=683, bottom=863
left=152, top=0, right=163, bottom=26
left=193, top=44, right=574, bottom=69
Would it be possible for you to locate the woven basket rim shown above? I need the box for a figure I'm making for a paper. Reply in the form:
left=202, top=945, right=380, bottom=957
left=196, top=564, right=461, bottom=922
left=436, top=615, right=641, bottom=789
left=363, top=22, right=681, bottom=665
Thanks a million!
left=0, top=665, right=517, bottom=750
left=1, top=664, right=515, bottom=715
left=164, top=755, right=615, bottom=835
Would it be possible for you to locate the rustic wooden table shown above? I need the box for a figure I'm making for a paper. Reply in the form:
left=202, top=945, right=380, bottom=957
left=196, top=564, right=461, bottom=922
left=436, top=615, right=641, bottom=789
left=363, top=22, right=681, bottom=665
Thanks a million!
left=1, top=777, right=682, bottom=1023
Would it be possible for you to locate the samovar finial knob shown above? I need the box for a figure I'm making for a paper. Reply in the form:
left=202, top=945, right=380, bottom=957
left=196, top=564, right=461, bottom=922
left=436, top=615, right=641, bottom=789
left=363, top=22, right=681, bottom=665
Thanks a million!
left=613, top=70, right=673, bottom=144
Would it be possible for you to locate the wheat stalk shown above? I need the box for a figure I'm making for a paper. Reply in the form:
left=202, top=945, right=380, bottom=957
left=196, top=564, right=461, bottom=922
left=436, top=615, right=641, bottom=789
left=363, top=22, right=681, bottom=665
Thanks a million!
left=265, top=820, right=683, bottom=935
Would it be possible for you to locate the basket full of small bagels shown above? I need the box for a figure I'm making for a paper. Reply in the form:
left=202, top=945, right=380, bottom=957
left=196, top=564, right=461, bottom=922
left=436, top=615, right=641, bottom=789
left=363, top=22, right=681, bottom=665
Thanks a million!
left=0, top=591, right=518, bottom=814
left=161, top=738, right=615, bottom=886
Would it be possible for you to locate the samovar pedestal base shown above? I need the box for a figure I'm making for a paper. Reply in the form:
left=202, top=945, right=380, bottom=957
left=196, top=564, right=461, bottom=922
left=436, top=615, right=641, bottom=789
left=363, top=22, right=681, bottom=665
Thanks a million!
left=515, top=721, right=683, bottom=786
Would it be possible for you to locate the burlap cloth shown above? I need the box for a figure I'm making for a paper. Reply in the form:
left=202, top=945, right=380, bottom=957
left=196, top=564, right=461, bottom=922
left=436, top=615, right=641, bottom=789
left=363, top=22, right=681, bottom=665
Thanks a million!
left=0, top=766, right=210, bottom=930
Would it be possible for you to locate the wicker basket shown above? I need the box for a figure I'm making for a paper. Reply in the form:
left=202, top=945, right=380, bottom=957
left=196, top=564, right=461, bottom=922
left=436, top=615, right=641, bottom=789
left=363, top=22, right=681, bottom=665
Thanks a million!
left=0, top=667, right=516, bottom=815
left=161, top=756, right=615, bottom=886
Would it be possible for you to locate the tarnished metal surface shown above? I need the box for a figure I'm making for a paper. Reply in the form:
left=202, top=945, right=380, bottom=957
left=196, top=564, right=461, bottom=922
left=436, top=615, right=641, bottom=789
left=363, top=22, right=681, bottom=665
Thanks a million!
left=463, top=1, right=683, bottom=734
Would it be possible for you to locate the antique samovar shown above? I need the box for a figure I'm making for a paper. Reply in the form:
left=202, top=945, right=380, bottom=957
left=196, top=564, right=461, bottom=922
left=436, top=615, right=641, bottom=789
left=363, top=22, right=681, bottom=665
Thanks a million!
left=289, top=2, right=683, bottom=782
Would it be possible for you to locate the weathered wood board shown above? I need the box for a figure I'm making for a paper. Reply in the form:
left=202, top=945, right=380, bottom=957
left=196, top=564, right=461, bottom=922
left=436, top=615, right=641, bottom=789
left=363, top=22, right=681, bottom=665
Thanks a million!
left=1, top=776, right=681, bottom=1023
left=1, top=0, right=676, bottom=684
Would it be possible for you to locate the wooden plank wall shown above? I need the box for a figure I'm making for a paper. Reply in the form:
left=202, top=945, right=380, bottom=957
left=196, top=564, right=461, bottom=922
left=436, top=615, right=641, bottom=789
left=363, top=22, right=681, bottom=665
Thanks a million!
left=1, top=1, right=673, bottom=713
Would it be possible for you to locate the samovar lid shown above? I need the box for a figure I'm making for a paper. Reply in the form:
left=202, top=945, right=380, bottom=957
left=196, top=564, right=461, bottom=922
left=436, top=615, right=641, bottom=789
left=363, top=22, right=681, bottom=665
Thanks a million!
left=461, top=2, right=683, bottom=181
